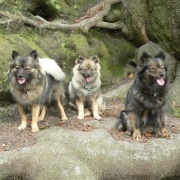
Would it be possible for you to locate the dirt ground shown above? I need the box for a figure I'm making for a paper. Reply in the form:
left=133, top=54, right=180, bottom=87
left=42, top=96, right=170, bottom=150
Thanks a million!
left=0, top=98, right=180, bottom=152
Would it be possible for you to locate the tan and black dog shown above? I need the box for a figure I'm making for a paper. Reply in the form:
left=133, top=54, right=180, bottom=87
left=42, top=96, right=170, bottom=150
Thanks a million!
left=8, top=50, right=67, bottom=132
left=68, top=55, right=105, bottom=120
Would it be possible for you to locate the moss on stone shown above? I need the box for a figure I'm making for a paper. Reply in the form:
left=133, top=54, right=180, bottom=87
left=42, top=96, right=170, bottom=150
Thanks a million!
left=173, top=106, right=180, bottom=118
left=88, top=30, right=136, bottom=85
left=146, top=0, right=180, bottom=58
left=0, top=27, right=136, bottom=101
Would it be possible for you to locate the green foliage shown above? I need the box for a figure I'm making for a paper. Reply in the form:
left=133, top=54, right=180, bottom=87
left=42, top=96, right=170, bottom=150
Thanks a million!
left=60, top=42, right=77, bottom=80
left=173, top=107, right=180, bottom=118
left=0, top=0, right=29, bottom=12
left=45, top=0, right=62, bottom=10
left=0, top=71, right=9, bottom=92
left=73, top=4, right=79, bottom=11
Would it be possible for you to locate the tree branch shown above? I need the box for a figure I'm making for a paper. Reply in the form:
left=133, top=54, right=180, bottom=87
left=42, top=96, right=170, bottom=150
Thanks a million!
left=0, top=0, right=128, bottom=34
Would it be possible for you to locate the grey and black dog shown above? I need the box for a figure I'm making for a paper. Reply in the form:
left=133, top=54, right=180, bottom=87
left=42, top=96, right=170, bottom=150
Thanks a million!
left=116, top=51, right=171, bottom=140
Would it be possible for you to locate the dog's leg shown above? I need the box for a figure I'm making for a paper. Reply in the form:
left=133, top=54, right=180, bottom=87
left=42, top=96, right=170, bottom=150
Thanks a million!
left=115, top=110, right=127, bottom=131
left=76, top=100, right=84, bottom=119
left=128, top=112, right=142, bottom=141
left=132, top=129, right=141, bottom=141
left=17, top=104, right=27, bottom=131
left=57, top=98, right=68, bottom=121
left=160, top=127, right=171, bottom=138
left=31, top=104, right=41, bottom=132
left=92, top=99, right=101, bottom=120
left=97, top=96, right=105, bottom=116
left=158, top=110, right=171, bottom=138
left=38, top=106, right=46, bottom=121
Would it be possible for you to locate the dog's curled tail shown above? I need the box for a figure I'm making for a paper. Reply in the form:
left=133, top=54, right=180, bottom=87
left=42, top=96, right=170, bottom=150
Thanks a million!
left=39, top=58, right=66, bottom=81
left=115, top=110, right=127, bottom=131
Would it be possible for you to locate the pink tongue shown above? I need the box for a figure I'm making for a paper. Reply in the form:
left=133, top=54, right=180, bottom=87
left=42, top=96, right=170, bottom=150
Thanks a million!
left=86, top=77, right=92, bottom=82
left=18, top=79, right=26, bottom=84
left=156, top=78, right=165, bottom=86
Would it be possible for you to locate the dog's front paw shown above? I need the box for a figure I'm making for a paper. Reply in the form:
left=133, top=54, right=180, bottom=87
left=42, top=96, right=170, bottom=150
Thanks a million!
left=94, top=114, right=101, bottom=120
left=161, top=128, right=172, bottom=139
left=78, top=114, right=84, bottom=120
left=61, top=116, right=68, bottom=121
left=31, top=124, right=39, bottom=132
left=18, top=122, right=27, bottom=131
left=133, top=129, right=142, bottom=141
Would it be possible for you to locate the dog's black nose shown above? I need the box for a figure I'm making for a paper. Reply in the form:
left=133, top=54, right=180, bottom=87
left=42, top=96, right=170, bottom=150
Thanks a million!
left=86, top=74, right=91, bottom=77
left=18, top=75, right=24, bottom=79
left=160, top=73, right=164, bottom=78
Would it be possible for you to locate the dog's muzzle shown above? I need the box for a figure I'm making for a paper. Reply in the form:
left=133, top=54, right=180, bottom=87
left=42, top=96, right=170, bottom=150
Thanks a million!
left=17, top=75, right=26, bottom=84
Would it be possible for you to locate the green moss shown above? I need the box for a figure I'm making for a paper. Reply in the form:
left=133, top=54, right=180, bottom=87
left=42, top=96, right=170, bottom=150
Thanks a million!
left=104, top=3, right=122, bottom=23
left=173, top=107, right=180, bottom=118
left=89, top=30, right=136, bottom=81
left=146, top=0, right=180, bottom=57
left=0, top=27, right=136, bottom=101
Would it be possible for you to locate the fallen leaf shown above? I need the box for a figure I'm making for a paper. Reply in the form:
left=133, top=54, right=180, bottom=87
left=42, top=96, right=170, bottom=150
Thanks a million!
left=144, top=132, right=152, bottom=137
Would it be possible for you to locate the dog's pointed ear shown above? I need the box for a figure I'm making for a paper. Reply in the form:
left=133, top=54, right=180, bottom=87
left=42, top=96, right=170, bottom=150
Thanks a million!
left=29, top=50, right=38, bottom=60
left=12, top=50, right=19, bottom=60
left=75, top=55, right=85, bottom=64
left=90, top=55, right=99, bottom=63
left=140, top=52, right=151, bottom=64
left=155, top=51, right=165, bottom=60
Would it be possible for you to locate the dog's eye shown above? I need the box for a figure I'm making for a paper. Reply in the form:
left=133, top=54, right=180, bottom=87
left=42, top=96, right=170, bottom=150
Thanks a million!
left=149, top=66, right=156, bottom=71
left=80, top=68, right=86, bottom=72
left=25, top=67, right=31, bottom=71
left=15, top=65, right=20, bottom=69
left=161, top=65, right=165, bottom=69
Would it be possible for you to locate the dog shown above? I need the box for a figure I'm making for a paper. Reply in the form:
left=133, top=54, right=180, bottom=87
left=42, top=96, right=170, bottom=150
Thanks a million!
left=116, top=51, right=171, bottom=140
left=68, top=55, right=105, bottom=120
left=8, top=50, right=68, bottom=132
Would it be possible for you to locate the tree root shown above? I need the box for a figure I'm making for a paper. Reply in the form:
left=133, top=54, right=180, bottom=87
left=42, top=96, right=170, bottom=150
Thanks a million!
left=0, top=0, right=129, bottom=34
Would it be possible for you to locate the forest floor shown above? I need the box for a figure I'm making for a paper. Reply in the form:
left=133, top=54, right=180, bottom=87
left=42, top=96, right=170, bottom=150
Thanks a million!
left=0, top=98, right=180, bottom=152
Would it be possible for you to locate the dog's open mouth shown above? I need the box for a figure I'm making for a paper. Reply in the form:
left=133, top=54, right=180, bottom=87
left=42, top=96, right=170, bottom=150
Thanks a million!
left=18, top=78, right=26, bottom=84
left=149, top=75, right=165, bottom=86
left=85, top=76, right=92, bottom=82
left=156, top=78, right=165, bottom=86
left=151, top=76, right=165, bottom=86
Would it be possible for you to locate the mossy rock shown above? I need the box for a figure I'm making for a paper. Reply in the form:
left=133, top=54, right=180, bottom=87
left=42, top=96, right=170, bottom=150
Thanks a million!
left=32, top=30, right=136, bottom=85
left=146, top=0, right=180, bottom=58
left=0, top=29, right=136, bottom=102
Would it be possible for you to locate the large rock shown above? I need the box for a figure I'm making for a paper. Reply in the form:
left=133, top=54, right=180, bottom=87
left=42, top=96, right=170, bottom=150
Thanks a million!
left=0, top=81, right=179, bottom=179
left=0, top=125, right=179, bottom=180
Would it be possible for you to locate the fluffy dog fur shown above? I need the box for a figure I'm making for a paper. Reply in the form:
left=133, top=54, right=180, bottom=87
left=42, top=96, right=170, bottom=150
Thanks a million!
left=8, top=50, right=67, bottom=132
left=116, top=51, right=171, bottom=140
left=68, top=55, right=105, bottom=120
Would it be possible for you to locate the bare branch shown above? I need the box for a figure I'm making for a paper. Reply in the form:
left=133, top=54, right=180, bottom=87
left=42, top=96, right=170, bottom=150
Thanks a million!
left=0, top=0, right=127, bottom=34
left=96, top=21, right=121, bottom=29
left=35, top=16, right=48, bottom=23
